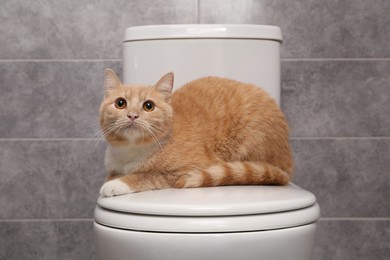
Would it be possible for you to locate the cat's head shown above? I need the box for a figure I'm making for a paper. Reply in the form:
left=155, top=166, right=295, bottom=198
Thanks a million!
left=100, top=69, right=174, bottom=146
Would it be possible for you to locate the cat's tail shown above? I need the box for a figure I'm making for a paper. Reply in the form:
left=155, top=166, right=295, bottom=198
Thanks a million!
left=174, top=161, right=291, bottom=189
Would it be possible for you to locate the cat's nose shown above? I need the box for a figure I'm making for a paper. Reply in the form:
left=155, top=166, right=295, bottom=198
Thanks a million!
left=127, top=113, right=139, bottom=121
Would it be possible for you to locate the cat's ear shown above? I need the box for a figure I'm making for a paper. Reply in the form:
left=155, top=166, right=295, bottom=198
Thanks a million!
left=155, top=72, right=174, bottom=100
left=104, top=69, right=122, bottom=93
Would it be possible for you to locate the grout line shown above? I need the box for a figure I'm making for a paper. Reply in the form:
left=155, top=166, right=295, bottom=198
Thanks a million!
left=320, top=217, right=390, bottom=221
left=0, top=58, right=389, bottom=62
left=290, top=137, right=390, bottom=140
left=0, top=138, right=103, bottom=141
left=0, top=218, right=94, bottom=222
left=282, top=58, right=390, bottom=61
left=196, top=0, right=200, bottom=24
left=1, top=137, right=390, bottom=142
left=0, top=59, right=121, bottom=62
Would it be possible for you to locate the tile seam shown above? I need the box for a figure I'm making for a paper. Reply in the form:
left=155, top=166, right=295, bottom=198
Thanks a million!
left=0, top=218, right=94, bottom=222
left=0, top=59, right=121, bottom=62
left=0, top=58, right=389, bottom=62
left=0, top=138, right=102, bottom=141
left=290, top=137, right=390, bottom=140
left=1, top=137, right=390, bottom=141
left=319, top=217, right=390, bottom=221
left=282, top=58, right=390, bottom=61
left=196, top=0, right=200, bottom=23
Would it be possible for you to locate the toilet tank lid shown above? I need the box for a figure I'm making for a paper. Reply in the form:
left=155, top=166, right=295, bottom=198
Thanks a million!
left=124, top=24, right=283, bottom=42
left=97, top=184, right=316, bottom=217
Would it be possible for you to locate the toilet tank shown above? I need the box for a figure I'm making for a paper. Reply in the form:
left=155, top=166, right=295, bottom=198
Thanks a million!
left=123, top=24, right=282, bottom=104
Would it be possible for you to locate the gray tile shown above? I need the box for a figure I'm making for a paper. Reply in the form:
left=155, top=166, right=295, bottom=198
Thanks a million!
left=291, top=139, right=390, bottom=218
left=281, top=60, right=390, bottom=137
left=0, top=140, right=105, bottom=219
left=0, top=61, right=121, bottom=138
left=313, top=219, right=390, bottom=260
left=4, top=60, right=389, bottom=139
left=2, top=138, right=389, bottom=219
left=1, top=220, right=388, bottom=260
left=0, top=0, right=197, bottom=59
left=0, top=220, right=96, bottom=260
left=199, top=0, right=390, bottom=58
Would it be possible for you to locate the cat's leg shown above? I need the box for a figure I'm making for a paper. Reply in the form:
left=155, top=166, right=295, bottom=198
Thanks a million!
left=100, top=171, right=177, bottom=197
left=105, top=171, right=122, bottom=182
left=174, top=161, right=290, bottom=188
left=100, top=178, right=133, bottom=197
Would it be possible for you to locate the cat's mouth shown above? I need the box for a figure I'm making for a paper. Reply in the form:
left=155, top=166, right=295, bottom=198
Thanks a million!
left=120, top=122, right=144, bottom=140
left=124, top=122, right=135, bottom=129
left=123, top=122, right=140, bottom=132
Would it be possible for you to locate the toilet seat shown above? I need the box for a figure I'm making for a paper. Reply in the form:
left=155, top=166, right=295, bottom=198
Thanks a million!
left=95, top=184, right=320, bottom=233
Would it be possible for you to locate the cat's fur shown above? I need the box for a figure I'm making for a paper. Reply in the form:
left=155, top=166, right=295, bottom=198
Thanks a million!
left=99, top=69, right=293, bottom=197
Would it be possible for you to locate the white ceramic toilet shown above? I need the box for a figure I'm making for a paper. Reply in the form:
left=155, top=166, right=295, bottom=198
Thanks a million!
left=94, top=24, right=320, bottom=260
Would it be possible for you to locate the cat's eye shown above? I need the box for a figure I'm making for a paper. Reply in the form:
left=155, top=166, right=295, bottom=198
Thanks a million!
left=143, top=100, right=155, bottom=112
left=115, top=98, right=127, bottom=109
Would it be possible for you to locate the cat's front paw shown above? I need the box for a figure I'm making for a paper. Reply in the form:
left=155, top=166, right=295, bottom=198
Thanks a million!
left=100, top=179, right=134, bottom=197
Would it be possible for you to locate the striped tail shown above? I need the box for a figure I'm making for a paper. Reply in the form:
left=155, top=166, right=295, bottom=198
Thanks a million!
left=174, top=161, right=290, bottom=189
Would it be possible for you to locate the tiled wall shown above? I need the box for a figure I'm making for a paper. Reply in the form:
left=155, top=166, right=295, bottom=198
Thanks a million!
left=0, top=0, right=389, bottom=259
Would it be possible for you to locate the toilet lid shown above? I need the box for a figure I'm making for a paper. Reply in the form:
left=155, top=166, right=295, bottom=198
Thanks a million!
left=124, top=24, right=283, bottom=42
left=95, top=184, right=320, bottom=232
left=98, top=183, right=315, bottom=216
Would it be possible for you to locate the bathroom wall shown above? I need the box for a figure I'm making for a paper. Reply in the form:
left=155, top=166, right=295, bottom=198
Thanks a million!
left=0, top=0, right=389, bottom=259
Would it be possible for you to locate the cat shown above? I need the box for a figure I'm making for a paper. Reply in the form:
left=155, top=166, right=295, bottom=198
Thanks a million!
left=99, top=69, right=293, bottom=197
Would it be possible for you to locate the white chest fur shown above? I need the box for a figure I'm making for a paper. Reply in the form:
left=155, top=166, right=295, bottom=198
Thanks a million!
left=105, top=144, right=156, bottom=175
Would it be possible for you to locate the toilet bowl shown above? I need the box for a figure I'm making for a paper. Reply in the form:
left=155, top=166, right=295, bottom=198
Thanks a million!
left=94, top=24, right=320, bottom=260
left=95, top=185, right=320, bottom=260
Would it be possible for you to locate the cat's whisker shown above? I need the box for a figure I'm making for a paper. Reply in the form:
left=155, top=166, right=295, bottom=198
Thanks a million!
left=137, top=120, right=170, bottom=148
left=142, top=125, right=164, bottom=150
left=93, top=135, right=106, bottom=150
left=149, top=126, right=170, bottom=144
left=98, top=118, right=130, bottom=143
left=140, top=121, right=170, bottom=142
left=140, top=125, right=146, bottom=141
left=94, top=125, right=118, bottom=149
left=144, top=129, right=162, bottom=149
left=137, top=121, right=150, bottom=143
left=136, top=121, right=162, bottom=149
left=100, top=123, right=121, bottom=138
left=95, top=120, right=124, bottom=140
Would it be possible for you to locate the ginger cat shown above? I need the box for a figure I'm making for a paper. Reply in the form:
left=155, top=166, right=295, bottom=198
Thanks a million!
left=99, top=69, right=293, bottom=197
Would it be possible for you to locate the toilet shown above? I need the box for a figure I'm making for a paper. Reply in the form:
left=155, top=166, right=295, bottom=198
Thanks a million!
left=94, top=24, right=320, bottom=260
